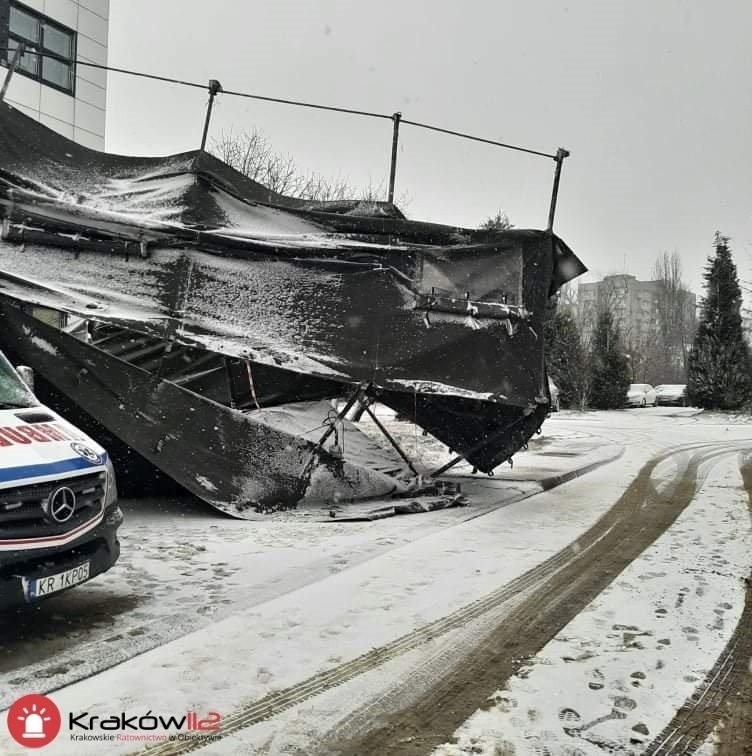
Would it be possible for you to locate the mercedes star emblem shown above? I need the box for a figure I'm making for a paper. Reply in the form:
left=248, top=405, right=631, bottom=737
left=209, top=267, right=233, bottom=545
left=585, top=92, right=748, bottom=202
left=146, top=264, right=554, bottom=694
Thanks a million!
left=46, top=487, right=77, bottom=524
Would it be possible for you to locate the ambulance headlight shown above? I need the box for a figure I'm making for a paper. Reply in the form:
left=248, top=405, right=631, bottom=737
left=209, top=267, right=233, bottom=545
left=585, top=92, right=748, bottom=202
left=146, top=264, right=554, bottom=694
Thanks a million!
left=104, top=457, right=118, bottom=507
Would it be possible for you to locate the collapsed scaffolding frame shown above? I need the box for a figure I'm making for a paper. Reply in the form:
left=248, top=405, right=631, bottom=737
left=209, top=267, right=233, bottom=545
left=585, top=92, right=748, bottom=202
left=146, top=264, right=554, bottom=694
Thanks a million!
left=0, top=51, right=584, bottom=516
left=0, top=45, right=570, bottom=232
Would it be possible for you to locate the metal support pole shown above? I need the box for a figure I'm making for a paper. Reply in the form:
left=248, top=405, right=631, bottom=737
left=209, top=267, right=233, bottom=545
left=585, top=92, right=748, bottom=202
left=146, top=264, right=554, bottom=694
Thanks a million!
left=430, top=450, right=474, bottom=479
left=314, top=384, right=369, bottom=451
left=546, top=147, right=570, bottom=231
left=199, top=79, right=223, bottom=152
left=363, top=404, right=419, bottom=476
left=295, top=382, right=373, bottom=493
left=0, top=43, right=25, bottom=102
left=387, top=112, right=402, bottom=203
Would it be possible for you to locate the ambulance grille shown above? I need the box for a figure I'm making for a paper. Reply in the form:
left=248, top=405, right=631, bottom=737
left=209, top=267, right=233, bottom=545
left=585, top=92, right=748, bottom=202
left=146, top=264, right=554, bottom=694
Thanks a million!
left=0, top=472, right=106, bottom=541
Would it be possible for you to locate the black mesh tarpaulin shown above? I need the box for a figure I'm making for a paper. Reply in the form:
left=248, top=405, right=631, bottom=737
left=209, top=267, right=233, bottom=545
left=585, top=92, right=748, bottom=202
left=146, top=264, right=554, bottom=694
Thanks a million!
left=0, top=102, right=586, bottom=487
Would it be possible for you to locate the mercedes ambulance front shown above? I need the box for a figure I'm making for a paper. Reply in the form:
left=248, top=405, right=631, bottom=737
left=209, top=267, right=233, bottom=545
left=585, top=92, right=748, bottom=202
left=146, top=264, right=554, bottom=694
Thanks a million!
left=0, top=350, right=122, bottom=609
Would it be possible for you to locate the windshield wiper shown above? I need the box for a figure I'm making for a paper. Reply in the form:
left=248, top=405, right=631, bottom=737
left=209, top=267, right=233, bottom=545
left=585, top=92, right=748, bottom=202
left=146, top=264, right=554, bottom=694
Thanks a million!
left=0, top=401, right=33, bottom=410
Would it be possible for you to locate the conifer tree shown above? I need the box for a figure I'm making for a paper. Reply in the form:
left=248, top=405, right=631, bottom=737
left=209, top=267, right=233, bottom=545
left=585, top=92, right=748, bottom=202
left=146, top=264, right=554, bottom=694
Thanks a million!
left=686, top=233, right=751, bottom=409
left=589, top=309, right=631, bottom=409
left=479, top=210, right=513, bottom=231
left=544, top=298, right=586, bottom=409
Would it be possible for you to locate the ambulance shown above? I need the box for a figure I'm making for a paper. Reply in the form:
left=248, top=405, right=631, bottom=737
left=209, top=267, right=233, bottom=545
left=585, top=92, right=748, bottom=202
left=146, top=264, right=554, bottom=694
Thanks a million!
left=0, top=350, right=121, bottom=609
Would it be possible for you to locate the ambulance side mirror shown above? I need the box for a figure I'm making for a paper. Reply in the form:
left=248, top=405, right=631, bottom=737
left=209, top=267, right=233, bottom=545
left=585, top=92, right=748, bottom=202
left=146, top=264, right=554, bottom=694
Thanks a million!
left=16, top=365, right=35, bottom=392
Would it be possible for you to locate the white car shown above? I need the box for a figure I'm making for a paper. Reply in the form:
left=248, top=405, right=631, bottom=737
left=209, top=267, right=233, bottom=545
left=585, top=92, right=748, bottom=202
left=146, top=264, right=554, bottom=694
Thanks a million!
left=0, top=352, right=121, bottom=609
left=548, top=377, right=560, bottom=412
left=655, top=384, right=687, bottom=406
left=626, top=383, right=657, bottom=407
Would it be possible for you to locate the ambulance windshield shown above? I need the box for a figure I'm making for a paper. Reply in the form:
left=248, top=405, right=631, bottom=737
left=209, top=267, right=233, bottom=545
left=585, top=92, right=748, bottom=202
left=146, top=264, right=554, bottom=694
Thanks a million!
left=0, top=352, right=38, bottom=409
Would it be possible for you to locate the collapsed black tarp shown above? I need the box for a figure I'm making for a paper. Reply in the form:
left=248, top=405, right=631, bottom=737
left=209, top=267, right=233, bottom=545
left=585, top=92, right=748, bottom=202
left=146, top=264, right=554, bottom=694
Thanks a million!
left=0, top=103, right=585, bottom=404
left=0, top=103, right=588, bottom=491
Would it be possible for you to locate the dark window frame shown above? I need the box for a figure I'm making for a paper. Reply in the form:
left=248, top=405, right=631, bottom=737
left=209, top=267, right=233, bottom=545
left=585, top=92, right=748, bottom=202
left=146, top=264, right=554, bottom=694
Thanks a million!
left=1, top=0, right=77, bottom=97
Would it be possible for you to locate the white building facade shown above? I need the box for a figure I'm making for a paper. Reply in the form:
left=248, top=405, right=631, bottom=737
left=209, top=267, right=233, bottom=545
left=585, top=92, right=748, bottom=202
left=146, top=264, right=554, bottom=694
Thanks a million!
left=0, top=0, right=108, bottom=149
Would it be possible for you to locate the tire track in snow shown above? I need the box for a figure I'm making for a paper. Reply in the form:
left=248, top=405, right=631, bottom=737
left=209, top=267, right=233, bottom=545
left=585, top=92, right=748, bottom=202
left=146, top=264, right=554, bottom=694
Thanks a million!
left=319, top=444, right=742, bottom=756
left=0, top=440, right=621, bottom=709
left=645, top=452, right=752, bottom=756
left=140, top=441, right=732, bottom=755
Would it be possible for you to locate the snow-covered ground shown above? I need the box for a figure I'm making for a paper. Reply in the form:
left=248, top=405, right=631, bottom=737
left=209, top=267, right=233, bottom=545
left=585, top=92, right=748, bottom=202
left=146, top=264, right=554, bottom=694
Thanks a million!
left=434, top=452, right=752, bottom=755
left=0, top=408, right=619, bottom=704
left=0, top=407, right=750, bottom=756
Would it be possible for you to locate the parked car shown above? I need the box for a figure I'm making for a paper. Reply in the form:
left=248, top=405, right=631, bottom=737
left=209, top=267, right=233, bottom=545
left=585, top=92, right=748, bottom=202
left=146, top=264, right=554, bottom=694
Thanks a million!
left=548, top=377, right=560, bottom=412
left=0, top=351, right=122, bottom=609
left=655, top=384, right=687, bottom=406
left=626, top=383, right=657, bottom=407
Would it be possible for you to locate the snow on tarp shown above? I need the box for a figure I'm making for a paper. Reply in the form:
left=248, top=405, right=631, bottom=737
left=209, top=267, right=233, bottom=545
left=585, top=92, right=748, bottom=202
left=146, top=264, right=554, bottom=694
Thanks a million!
left=0, top=103, right=588, bottom=491
left=0, top=102, right=585, bottom=407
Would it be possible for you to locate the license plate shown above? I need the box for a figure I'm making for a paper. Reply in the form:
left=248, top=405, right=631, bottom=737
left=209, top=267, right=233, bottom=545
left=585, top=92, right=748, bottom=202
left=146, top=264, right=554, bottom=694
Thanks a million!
left=23, top=562, right=91, bottom=600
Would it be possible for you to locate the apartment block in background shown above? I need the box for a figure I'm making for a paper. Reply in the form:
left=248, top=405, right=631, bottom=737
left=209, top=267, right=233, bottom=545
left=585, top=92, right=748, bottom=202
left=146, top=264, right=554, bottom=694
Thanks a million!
left=0, top=0, right=108, bottom=149
left=577, top=274, right=696, bottom=343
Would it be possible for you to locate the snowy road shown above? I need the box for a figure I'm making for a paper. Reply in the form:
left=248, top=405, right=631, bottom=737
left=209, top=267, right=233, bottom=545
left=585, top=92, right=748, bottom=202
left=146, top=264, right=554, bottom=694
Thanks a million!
left=341, top=441, right=752, bottom=755
left=1, top=408, right=751, bottom=755
left=0, top=410, right=619, bottom=702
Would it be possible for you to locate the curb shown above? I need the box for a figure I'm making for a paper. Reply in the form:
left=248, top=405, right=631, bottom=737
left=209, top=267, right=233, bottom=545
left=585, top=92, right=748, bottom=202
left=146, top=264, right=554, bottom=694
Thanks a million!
left=336, top=444, right=626, bottom=521
left=539, top=444, right=626, bottom=491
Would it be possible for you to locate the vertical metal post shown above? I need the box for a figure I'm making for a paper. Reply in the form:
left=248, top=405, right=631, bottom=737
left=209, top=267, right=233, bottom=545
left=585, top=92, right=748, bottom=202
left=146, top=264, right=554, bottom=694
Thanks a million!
left=0, top=42, right=26, bottom=102
left=546, top=147, right=570, bottom=231
left=387, top=111, right=402, bottom=204
left=200, top=79, right=223, bottom=152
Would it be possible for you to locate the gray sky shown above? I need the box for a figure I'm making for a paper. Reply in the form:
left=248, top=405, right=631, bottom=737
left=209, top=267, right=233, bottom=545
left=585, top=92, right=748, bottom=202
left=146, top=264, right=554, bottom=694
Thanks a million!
left=106, top=0, right=751, bottom=295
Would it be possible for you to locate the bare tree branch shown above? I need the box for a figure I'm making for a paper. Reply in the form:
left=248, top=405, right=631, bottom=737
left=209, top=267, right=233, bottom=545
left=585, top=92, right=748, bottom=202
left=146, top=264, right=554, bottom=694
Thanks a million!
left=211, top=128, right=403, bottom=206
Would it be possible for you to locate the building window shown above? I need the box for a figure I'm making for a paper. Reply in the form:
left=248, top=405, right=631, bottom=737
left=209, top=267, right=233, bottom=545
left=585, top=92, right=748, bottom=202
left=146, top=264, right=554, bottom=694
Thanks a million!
left=4, top=2, right=76, bottom=95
